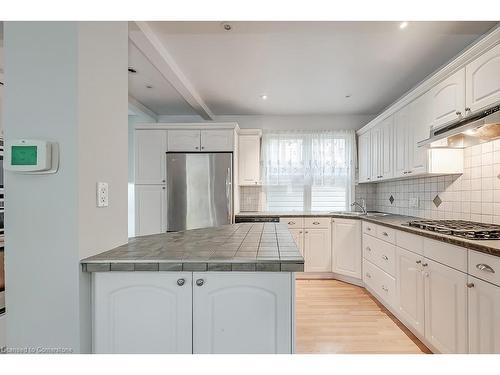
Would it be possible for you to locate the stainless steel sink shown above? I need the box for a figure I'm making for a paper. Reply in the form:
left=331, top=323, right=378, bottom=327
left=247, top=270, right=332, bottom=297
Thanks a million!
left=329, top=211, right=389, bottom=217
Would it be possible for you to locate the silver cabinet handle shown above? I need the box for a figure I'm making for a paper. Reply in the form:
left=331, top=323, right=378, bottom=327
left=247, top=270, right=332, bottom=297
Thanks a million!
left=365, top=272, right=371, bottom=278
left=382, top=285, right=388, bottom=292
left=465, top=107, right=471, bottom=113
left=162, top=179, right=166, bottom=183
left=403, top=171, right=408, bottom=174
left=177, top=278, right=185, bottom=286
left=382, top=255, right=389, bottom=261
left=196, top=279, right=204, bottom=286
left=382, top=232, right=388, bottom=236
left=476, top=264, right=495, bottom=273
left=366, top=246, right=371, bottom=252
left=422, top=263, right=428, bottom=267
left=305, top=231, right=309, bottom=234
left=456, top=111, right=462, bottom=116
left=367, top=227, right=372, bottom=231
left=407, top=170, right=412, bottom=174
left=201, top=146, right=205, bottom=150
left=466, top=282, right=475, bottom=288
left=288, top=221, right=295, bottom=225
left=416, top=260, right=422, bottom=264
left=313, top=221, right=320, bottom=225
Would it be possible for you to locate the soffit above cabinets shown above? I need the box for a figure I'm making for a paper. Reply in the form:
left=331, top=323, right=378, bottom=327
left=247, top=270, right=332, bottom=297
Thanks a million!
left=135, top=21, right=497, bottom=116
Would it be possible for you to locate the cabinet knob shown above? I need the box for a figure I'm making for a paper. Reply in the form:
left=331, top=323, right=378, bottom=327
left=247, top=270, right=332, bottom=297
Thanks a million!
left=196, top=279, right=204, bottom=286
left=456, top=111, right=462, bottom=116
left=422, top=263, right=428, bottom=267
left=382, top=285, right=388, bottom=292
left=416, top=260, right=422, bottom=264
left=305, top=231, right=309, bottom=234
left=201, top=146, right=205, bottom=150
left=465, top=107, right=471, bottom=113
left=476, top=264, right=495, bottom=273
left=365, top=272, right=371, bottom=278
left=367, top=227, right=371, bottom=231
left=288, top=221, right=295, bottom=225
left=366, top=246, right=371, bottom=252
left=195, top=146, right=199, bottom=150
left=177, top=278, right=185, bottom=286
left=313, top=221, right=320, bottom=225
left=382, top=255, right=389, bottom=261
left=466, top=282, right=475, bottom=288
left=382, top=232, right=388, bottom=236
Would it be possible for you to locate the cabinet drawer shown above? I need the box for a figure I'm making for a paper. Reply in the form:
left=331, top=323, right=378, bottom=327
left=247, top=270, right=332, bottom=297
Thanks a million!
left=363, top=235, right=396, bottom=276
left=376, top=225, right=396, bottom=244
left=396, top=230, right=424, bottom=255
left=280, top=217, right=304, bottom=229
left=304, top=217, right=330, bottom=229
left=363, top=259, right=397, bottom=309
left=362, top=221, right=377, bottom=236
left=469, top=251, right=500, bottom=287
left=423, top=238, right=467, bottom=273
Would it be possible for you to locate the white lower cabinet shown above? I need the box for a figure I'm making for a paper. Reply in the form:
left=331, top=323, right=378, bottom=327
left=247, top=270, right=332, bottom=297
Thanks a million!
left=468, top=276, right=500, bottom=353
left=304, top=228, right=331, bottom=272
left=135, top=185, right=166, bottom=236
left=332, top=219, right=361, bottom=279
left=423, top=258, right=468, bottom=353
left=395, top=247, right=425, bottom=337
left=192, top=272, right=292, bottom=354
left=93, top=272, right=193, bottom=354
left=92, top=271, right=294, bottom=354
left=289, top=228, right=304, bottom=256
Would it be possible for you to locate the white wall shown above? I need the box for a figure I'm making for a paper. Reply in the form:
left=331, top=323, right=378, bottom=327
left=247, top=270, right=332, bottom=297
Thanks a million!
left=156, top=114, right=374, bottom=131
left=4, top=22, right=128, bottom=353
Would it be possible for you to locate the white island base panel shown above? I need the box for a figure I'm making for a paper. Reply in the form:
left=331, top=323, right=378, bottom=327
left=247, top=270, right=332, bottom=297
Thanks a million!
left=92, top=271, right=295, bottom=354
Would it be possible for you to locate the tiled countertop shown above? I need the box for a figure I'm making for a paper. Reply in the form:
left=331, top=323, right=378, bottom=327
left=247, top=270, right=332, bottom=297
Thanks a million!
left=236, top=212, right=500, bottom=257
left=81, top=223, right=304, bottom=273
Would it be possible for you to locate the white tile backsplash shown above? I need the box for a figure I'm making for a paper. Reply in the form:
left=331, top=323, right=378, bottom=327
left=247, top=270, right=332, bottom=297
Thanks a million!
left=239, top=186, right=264, bottom=211
left=360, top=139, right=500, bottom=224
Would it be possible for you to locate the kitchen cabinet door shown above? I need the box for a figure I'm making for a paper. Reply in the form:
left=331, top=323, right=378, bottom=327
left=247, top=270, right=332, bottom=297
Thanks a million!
left=393, top=106, right=410, bottom=177
left=135, top=185, right=166, bottom=236
left=289, top=228, right=304, bottom=256
left=466, top=43, right=500, bottom=113
left=192, top=272, right=292, bottom=354
left=135, top=129, right=167, bottom=184
left=408, top=93, right=430, bottom=175
left=395, top=247, right=425, bottom=337
left=167, top=130, right=201, bottom=151
left=358, top=132, right=371, bottom=183
left=304, top=228, right=332, bottom=272
left=423, top=258, right=468, bottom=353
left=429, top=68, right=466, bottom=129
left=332, top=219, right=361, bottom=279
left=468, top=276, right=500, bottom=354
left=93, top=272, right=193, bottom=354
left=379, top=116, right=394, bottom=180
left=201, top=129, right=234, bottom=151
left=238, top=135, right=261, bottom=185
left=370, top=126, right=381, bottom=181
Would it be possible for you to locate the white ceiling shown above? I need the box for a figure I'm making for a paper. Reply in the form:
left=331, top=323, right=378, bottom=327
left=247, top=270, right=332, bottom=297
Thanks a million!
left=129, top=21, right=497, bottom=117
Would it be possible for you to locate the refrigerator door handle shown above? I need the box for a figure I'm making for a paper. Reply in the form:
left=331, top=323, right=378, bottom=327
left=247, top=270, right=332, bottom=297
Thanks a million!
left=225, top=167, right=232, bottom=224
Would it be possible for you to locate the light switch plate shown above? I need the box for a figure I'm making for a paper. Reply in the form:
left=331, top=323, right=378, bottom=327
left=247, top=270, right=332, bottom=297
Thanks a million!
left=409, top=197, right=419, bottom=209
left=97, top=182, right=109, bottom=207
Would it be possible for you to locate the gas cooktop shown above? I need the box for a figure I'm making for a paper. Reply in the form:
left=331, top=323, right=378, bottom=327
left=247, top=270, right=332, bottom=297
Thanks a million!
left=407, top=220, right=500, bottom=240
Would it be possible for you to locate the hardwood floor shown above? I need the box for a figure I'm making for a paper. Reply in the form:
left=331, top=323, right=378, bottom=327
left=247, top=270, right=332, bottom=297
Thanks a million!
left=295, top=279, right=431, bottom=354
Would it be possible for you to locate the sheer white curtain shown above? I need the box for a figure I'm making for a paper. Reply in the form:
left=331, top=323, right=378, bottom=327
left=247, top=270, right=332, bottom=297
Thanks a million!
left=261, top=129, right=356, bottom=211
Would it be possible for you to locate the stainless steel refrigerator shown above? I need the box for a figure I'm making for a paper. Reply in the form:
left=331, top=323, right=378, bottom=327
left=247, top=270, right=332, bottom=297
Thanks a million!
left=166, top=152, right=233, bottom=232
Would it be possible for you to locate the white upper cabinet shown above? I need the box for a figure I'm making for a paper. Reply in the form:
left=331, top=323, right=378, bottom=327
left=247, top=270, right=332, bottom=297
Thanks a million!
left=408, top=93, right=430, bottom=175
left=429, top=68, right=466, bottom=129
left=423, top=258, right=468, bottom=353
left=358, top=132, right=371, bottom=183
left=370, top=127, right=380, bottom=181
left=332, top=219, right=361, bottom=279
left=466, top=43, right=500, bottom=113
left=135, top=129, right=167, bottom=184
left=468, top=276, right=500, bottom=354
left=238, top=133, right=261, bottom=185
left=378, top=116, right=394, bottom=180
left=167, top=130, right=201, bottom=152
left=200, top=129, right=234, bottom=151
left=393, top=106, right=410, bottom=177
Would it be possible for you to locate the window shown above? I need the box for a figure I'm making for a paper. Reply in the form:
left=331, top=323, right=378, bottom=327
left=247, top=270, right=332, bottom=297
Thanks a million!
left=261, top=130, right=356, bottom=212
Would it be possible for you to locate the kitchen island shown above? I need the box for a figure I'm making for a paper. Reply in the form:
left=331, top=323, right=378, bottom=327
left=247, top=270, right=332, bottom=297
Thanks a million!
left=81, top=223, right=303, bottom=354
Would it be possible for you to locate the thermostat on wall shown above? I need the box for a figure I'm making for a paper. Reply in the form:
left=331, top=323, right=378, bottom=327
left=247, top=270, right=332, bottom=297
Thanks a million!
left=5, top=139, right=59, bottom=174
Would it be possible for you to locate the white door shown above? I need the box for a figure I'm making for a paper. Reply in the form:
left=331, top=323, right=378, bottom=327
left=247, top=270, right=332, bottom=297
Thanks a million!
left=289, top=228, right=304, bottom=256
left=135, top=185, right=166, bottom=236
left=304, top=228, right=331, bottom=272
left=135, top=129, right=167, bottom=184
left=370, top=127, right=380, bottom=180
left=167, top=130, right=201, bottom=151
left=332, top=219, right=361, bottom=278
left=393, top=106, right=409, bottom=177
left=466, top=43, right=500, bottom=112
left=379, top=116, right=393, bottom=180
left=201, top=129, right=234, bottom=151
left=395, top=247, right=425, bottom=337
left=429, top=68, right=466, bottom=129
left=238, top=135, right=261, bottom=185
left=93, top=272, right=193, bottom=354
left=423, top=258, right=468, bottom=353
left=468, top=276, right=500, bottom=353
left=358, top=132, right=371, bottom=182
left=192, top=272, right=292, bottom=354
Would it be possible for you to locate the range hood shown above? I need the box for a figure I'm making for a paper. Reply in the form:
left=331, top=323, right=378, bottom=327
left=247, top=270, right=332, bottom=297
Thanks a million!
left=418, top=105, right=500, bottom=148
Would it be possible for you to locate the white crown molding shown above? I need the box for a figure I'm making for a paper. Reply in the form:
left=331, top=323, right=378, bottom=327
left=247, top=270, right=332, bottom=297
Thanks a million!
left=135, top=122, right=240, bottom=132
left=357, top=23, right=500, bottom=135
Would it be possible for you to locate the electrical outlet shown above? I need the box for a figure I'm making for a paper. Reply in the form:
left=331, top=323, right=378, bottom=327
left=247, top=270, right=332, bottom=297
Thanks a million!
left=97, top=182, right=109, bottom=208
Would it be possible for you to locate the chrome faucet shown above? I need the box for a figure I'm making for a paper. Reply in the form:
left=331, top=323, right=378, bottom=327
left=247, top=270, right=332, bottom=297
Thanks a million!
left=351, top=198, right=367, bottom=215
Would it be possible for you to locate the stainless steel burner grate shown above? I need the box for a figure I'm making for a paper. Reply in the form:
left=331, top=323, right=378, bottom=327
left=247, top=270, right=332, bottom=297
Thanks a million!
left=407, top=220, right=500, bottom=240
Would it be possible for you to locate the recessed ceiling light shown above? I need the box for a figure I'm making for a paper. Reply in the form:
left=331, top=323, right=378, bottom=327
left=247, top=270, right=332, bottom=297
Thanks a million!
left=260, top=94, right=268, bottom=100
left=128, top=67, right=137, bottom=73
left=221, top=22, right=232, bottom=31
left=399, top=21, right=409, bottom=30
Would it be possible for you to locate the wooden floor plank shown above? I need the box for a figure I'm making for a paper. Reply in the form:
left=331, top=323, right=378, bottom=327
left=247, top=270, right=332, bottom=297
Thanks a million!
left=295, top=279, right=431, bottom=354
